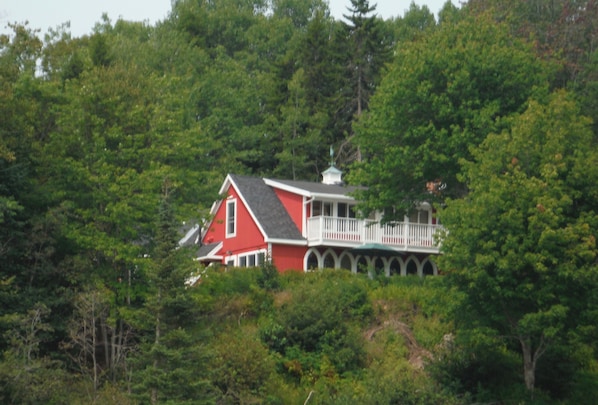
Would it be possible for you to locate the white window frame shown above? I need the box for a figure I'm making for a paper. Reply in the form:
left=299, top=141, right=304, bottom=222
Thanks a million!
left=237, top=249, right=268, bottom=268
left=226, top=198, right=237, bottom=238
left=408, top=204, right=432, bottom=225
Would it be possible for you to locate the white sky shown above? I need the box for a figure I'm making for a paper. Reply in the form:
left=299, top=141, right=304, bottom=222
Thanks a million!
left=0, top=0, right=454, bottom=38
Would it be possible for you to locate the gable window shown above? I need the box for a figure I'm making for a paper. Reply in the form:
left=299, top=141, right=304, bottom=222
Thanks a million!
left=226, top=199, right=237, bottom=237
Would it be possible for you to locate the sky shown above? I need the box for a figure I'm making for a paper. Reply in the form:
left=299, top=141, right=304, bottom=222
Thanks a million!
left=1, top=0, right=454, bottom=38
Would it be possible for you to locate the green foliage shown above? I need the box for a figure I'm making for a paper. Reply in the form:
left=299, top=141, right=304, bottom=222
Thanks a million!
left=439, top=90, right=598, bottom=394
left=257, top=259, right=281, bottom=291
left=260, top=271, right=372, bottom=378
left=350, top=13, right=553, bottom=219
left=0, top=3, right=596, bottom=403
left=429, top=328, right=522, bottom=402
left=210, top=328, right=275, bottom=403
left=0, top=303, right=69, bottom=404
left=131, top=328, right=214, bottom=404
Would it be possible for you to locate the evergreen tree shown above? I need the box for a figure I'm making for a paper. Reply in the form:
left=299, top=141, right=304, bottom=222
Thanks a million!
left=131, top=189, right=212, bottom=404
left=339, top=0, right=393, bottom=164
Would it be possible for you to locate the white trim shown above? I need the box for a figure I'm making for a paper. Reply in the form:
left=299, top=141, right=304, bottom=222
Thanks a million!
left=303, top=248, right=322, bottom=272
left=225, top=198, right=237, bottom=238
left=236, top=249, right=268, bottom=267
left=264, top=178, right=312, bottom=197
left=264, top=238, right=308, bottom=246
left=321, top=248, right=339, bottom=268
left=197, top=241, right=223, bottom=262
left=178, top=224, right=200, bottom=246
left=228, top=177, right=270, bottom=240
left=310, top=192, right=355, bottom=201
left=264, top=178, right=356, bottom=201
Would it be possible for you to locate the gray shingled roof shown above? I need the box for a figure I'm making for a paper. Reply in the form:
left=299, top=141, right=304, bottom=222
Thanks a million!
left=230, top=175, right=305, bottom=241
left=197, top=242, right=222, bottom=258
left=267, top=178, right=363, bottom=196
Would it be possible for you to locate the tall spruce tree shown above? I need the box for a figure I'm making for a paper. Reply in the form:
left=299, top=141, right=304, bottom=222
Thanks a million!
left=132, top=189, right=212, bottom=404
left=339, top=0, right=392, bottom=164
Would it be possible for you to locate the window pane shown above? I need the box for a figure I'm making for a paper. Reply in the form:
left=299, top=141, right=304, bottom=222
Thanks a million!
left=312, top=201, right=322, bottom=217
left=409, top=210, right=419, bottom=223
left=257, top=252, right=265, bottom=265
left=248, top=255, right=256, bottom=267
left=338, top=203, right=347, bottom=218
left=323, top=202, right=332, bottom=216
left=239, top=256, right=247, bottom=267
left=227, top=200, right=236, bottom=235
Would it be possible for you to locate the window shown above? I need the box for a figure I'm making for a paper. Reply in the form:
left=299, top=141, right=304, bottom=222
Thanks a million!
left=338, top=203, right=347, bottom=218
left=226, top=199, right=236, bottom=237
left=237, top=251, right=267, bottom=268
left=337, top=203, right=357, bottom=218
left=312, top=201, right=321, bottom=217
left=409, top=209, right=430, bottom=224
left=312, top=201, right=357, bottom=219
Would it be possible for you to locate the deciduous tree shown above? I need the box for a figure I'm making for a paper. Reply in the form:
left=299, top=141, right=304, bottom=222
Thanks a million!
left=349, top=14, right=553, bottom=221
left=438, top=91, right=598, bottom=395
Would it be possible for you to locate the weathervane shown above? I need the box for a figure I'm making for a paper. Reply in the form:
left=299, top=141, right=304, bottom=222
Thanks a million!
left=330, top=145, right=334, bottom=167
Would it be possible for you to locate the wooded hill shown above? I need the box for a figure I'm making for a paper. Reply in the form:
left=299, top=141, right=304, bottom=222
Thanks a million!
left=1, top=0, right=597, bottom=403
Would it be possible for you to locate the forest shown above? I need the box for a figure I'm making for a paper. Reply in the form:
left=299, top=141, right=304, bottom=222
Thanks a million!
left=1, top=0, right=598, bottom=403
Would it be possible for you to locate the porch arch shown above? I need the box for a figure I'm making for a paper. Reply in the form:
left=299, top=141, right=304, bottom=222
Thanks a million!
left=338, top=251, right=355, bottom=272
left=304, top=248, right=321, bottom=272
left=389, top=256, right=405, bottom=276
left=405, top=256, right=421, bottom=276
left=322, top=248, right=339, bottom=269
left=355, top=255, right=369, bottom=275
left=421, top=257, right=438, bottom=276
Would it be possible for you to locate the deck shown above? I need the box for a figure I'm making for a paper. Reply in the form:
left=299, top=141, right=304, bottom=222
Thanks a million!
left=306, top=216, right=442, bottom=254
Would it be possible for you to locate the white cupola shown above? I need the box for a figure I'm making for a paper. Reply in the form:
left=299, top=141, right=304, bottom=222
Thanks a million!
left=322, top=165, right=343, bottom=185
left=322, top=146, right=343, bottom=185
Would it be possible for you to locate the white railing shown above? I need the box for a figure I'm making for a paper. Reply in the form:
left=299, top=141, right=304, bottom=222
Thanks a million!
left=307, top=216, right=442, bottom=252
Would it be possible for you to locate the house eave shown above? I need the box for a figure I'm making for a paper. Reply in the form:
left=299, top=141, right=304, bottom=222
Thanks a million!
left=264, top=179, right=357, bottom=202
left=309, top=192, right=356, bottom=201
left=197, top=255, right=223, bottom=262
left=263, top=178, right=311, bottom=197
left=265, top=238, right=308, bottom=246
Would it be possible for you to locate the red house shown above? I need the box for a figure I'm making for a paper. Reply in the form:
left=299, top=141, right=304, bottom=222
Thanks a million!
left=197, top=167, right=442, bottom=276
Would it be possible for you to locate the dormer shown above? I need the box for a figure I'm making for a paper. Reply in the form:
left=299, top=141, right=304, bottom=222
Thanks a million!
left=321, top=165, right=343, bottom=185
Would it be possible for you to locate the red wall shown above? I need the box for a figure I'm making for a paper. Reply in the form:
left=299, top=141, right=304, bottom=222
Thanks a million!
left=202, top=186, right=267, bottom=256
left=273, top=188, right=304, bottom=232
left=202, top=181, right=306, bottom=271
left=271, top=244, right=306, bottom=272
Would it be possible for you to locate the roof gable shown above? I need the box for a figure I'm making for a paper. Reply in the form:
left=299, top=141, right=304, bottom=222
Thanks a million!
left=228, top=175, right=304, bottom=242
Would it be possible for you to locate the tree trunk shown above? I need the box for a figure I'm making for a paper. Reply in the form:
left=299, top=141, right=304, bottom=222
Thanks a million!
left=521, top=344, right=536, bottom=391
left=520, top=338, right=536, bottom=393
left=150, top=287, right=162, bottom=405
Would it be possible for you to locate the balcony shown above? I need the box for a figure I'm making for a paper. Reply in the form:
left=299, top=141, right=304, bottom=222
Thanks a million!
left=306, top=216, right=443, bottom=254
